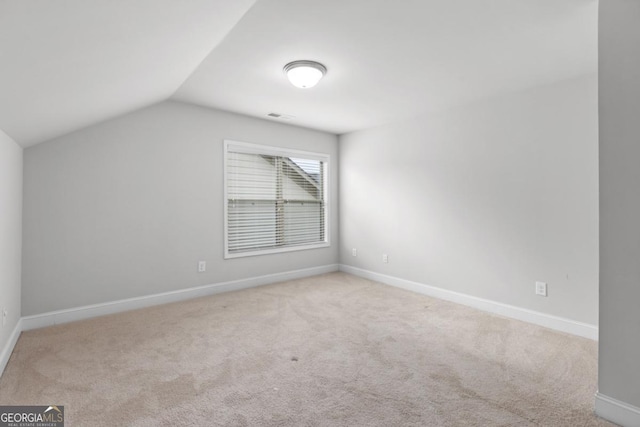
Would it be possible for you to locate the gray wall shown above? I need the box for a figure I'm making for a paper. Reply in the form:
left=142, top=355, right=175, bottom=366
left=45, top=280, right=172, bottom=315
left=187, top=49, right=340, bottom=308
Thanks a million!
left=599, top=0, right=640, bottom=409
left=22, top=101, right=338, bottom=316
left=0, top=128, right=22, bottom=346
left=339, top=75, right=598, bottom=325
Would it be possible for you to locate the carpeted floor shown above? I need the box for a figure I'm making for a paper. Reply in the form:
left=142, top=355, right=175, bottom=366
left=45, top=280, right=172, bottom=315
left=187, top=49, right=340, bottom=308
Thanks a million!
left=0, top=272, right=614, bottom=426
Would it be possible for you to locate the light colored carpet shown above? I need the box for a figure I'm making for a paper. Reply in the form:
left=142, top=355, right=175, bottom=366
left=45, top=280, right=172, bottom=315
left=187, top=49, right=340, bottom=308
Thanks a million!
left=0, top=272, right=614, bottom=426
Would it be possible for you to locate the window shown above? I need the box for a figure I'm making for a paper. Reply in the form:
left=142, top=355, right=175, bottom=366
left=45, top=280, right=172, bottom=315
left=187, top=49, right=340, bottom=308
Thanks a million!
left=224, top=140, right=329, bottom=258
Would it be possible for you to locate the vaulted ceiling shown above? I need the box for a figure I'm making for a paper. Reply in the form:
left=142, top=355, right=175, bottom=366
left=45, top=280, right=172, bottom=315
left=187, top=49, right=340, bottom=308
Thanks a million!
left=0, top=0, right=597, bottom=147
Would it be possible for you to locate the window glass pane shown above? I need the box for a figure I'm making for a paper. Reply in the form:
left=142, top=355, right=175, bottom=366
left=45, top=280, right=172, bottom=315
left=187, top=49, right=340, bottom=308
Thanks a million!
left=283, top=201, right=323, bottom=245
left=228, top=200, right=277, bottom=252
left=225, top=142, right=328, bottom=257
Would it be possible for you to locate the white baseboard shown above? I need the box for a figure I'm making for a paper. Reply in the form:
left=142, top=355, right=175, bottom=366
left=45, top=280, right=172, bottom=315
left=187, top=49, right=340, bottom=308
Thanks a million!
left=595, top=392, right=640, bottom=427
left=21, top=264, right=339, bottom=331
left=0, top=318, right=22, bottom=376
left=6, top=263, right=597, bottom=381
left=339, top=265, right=598, bottom=340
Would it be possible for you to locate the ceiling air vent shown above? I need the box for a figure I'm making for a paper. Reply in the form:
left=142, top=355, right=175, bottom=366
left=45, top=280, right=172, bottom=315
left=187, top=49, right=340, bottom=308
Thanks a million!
left=267, top=113, right=295, bottom=120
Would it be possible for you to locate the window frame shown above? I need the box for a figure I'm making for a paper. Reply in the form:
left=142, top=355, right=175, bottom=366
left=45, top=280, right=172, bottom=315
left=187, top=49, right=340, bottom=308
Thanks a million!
left=223, top=140, right=330, bottom=259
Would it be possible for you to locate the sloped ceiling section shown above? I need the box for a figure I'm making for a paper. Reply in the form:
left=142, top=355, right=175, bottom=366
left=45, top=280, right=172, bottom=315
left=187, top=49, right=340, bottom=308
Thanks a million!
left=0, top=0, right=597, bottom=147
left=173, top=0, right=598, bottom=135
left=0, top=0, right=256, bottom=147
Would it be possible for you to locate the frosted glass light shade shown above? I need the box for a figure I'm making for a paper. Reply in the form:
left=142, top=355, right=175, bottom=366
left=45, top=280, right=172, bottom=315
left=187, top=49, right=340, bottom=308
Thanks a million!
left=284, top=60, right=327, bottom=89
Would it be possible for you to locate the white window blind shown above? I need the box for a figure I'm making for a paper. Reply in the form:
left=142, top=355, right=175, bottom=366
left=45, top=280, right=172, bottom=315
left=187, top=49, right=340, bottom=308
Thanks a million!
left=224, top=140, right=329, bottom=258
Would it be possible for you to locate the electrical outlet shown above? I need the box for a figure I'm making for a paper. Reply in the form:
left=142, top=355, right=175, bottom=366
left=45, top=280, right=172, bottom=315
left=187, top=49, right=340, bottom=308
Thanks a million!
left=535, top=281, right=547, bottom=297
left=382, top=254, right=389, bottom=263
left=352, top=248, right=357, bottom=257
left=198, top=261, right=206, bottom=273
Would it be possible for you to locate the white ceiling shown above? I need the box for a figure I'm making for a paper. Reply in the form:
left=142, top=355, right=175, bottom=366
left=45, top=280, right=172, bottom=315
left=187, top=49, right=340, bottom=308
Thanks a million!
left=0, top=0, right=256, bottom=146
left=175, top=0, right=598, bottom=134
left=0, top=0, right=597, bottom=147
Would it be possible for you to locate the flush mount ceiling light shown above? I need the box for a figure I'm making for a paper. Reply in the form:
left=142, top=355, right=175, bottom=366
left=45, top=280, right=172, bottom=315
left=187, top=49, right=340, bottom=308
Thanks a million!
left=284, top=60, right=327, bottom=89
